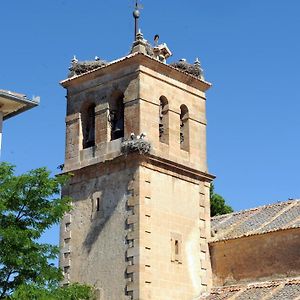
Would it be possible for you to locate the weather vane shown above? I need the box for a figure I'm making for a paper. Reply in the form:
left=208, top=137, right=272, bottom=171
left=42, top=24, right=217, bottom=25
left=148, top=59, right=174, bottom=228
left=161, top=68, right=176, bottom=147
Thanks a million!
left=133, top=0, right=143, bottom=40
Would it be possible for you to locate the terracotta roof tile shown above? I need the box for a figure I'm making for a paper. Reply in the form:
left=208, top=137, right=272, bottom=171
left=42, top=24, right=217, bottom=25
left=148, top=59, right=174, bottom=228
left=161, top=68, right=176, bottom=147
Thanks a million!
left=235, top=285, right=275, bottom=300
left=203, top=290, right=239, bottom=300
left=202, top=278, right=300, bottom=300
left=211, top=199, right=300, bottom=242
left=261, top=202, right=300, bottom=232
left=270, top=281, right=300, bottom=299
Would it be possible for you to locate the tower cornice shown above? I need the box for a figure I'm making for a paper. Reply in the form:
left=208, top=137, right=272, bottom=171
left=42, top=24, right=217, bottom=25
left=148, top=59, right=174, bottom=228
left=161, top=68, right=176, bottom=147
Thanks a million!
left=60, top=52, right=212, bottom=92
left=61, top=152, right=215, bottom=184
left=144, top=153, right=215, bottom=183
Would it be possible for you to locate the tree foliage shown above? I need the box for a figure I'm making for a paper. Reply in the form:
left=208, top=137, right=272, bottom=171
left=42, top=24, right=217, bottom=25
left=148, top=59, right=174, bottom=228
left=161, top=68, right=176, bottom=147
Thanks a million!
left=0, top=163, right=94, bottom=299
left=210, top=183, right=233, bottom=217
left=11, top=283, right=96, bottom=300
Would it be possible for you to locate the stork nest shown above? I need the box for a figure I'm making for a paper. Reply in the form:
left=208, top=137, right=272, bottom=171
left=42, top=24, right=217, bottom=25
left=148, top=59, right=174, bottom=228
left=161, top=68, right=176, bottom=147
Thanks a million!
left=121, top=138, right=151, bottom=155
left=68, top=60, right=107, bottom=77
left=170, top=61, right=204, bottom=79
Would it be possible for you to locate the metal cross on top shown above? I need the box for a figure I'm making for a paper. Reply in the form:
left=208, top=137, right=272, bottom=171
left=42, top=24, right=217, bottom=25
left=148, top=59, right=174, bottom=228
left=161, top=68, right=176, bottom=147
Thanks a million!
left=133, top=0, right=143, bottom=40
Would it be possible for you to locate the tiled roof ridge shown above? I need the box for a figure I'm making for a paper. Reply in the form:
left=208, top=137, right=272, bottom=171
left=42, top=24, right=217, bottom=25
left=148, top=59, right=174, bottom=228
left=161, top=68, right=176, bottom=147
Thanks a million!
left=211, top=199, right=300, bottom=221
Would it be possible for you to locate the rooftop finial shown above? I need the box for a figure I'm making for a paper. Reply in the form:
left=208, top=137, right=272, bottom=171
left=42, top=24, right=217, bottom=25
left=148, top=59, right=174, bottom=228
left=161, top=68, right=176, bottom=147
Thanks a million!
left=136, top=28, right=144, bottom=41
left=194, top=57, right=200, bottom=67
left=194, top=57, right=205, bottom=80
left=72, top=55, right=78, bottom=63
left=133, top=0, right=142, bottom=41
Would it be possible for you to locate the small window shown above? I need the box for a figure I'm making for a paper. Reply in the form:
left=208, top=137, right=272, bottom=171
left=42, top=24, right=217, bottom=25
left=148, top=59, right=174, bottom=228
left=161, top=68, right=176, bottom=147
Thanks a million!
left=171, top=233, right=183, bottom=264
left=180, top=105, right=189, bottom=151
left=82, top=103, right=96, bottom=149
left=96, top=197, right=100, bottom=212
left=65, top=222, right=71, bottom=232
left=159, top=96, right=169, bottom=144
left=175, top=240, right=179, bottom=255
left=64, top=238, right=71, bottom=246
left=92, top=193, right=102, bottom=216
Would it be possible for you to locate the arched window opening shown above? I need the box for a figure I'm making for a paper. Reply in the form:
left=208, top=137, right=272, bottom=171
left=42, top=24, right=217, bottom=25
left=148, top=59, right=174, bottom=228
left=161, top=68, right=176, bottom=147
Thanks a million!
left=159, top=96, right=169, bottom=144
left=180, top=105, right=189, bottom=151
left=109, top=92, right=124, bottom=141
left=82, top=103, right=96, bottom=149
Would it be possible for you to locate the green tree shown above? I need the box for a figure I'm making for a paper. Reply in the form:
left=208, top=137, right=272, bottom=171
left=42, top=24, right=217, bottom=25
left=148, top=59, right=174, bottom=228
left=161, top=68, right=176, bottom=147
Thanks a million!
left=0, top=163, right=95, bottom=299
left=210, top=183, right=233, bottom=217
left=11, top=283, right=96, bottom=300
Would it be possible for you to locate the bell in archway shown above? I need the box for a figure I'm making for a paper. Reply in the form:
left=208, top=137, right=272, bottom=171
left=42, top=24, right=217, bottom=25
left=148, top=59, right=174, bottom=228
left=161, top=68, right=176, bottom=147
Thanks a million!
left=112, top=118, right=124, bottom=139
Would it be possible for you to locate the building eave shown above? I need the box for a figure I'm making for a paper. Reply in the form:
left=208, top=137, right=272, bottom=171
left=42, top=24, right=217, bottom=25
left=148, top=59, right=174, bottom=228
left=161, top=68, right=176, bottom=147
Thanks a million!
left=0, top=90, right=39, bottom=120
left=209, top=226, right=300, bottom=244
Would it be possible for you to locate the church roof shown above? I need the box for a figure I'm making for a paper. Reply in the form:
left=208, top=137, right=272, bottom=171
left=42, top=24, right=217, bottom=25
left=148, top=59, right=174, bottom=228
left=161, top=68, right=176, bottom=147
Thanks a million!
left=211, top=199, right=300, bottom=243
left=201, top=278, right=300, bottom=300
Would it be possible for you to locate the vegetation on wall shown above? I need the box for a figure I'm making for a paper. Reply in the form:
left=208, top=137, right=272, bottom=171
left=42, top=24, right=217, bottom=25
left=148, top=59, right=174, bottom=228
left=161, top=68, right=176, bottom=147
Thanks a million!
left=210, top=183, right=233, bottom=217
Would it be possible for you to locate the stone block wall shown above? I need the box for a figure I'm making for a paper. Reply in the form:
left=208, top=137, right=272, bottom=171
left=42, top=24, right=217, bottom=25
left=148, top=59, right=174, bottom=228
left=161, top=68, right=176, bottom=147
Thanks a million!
left=132, top=163, right=211, bottom=299
left=139, top=65, right=208, bottom=173
left=60, top=155, right=213, bottom=300
left=210, top=228, right=300, bottom=286
left=60, top=158, right=138, bottom=299
left=63, top=58, right=209, bottom=176
left=121, top=160, right=212, bottom=300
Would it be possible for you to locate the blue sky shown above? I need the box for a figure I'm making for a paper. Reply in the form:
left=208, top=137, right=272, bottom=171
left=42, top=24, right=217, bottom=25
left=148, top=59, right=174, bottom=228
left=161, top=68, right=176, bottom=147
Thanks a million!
left=1, top=1, right=300, bottom=245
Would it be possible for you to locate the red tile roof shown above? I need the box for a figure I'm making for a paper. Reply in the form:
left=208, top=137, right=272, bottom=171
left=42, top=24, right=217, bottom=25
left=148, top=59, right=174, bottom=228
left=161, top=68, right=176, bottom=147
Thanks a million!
left=211, top=199, right=300, bottom=242
left=201, top=278, right=300, bottom=300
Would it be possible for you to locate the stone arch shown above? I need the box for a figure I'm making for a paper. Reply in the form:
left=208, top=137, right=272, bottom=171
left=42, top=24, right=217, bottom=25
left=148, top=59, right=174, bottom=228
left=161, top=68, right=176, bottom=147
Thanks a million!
left=180, top=104, right=189, bottom=151
left=109, top=91, right=124, bottom=141
left=159, top=96, right=169, bottom=144
left=81, top=102, right=96, bottom=149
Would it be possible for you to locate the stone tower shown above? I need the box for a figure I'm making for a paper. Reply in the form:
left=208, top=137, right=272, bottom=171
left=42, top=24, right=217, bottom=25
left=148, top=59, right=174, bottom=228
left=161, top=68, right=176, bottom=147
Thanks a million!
left=59, top=31, right=214, bottom=299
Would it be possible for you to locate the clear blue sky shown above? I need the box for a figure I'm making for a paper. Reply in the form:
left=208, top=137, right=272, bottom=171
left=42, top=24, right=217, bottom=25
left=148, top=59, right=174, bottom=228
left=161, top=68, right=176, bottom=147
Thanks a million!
left=1, top=1, right=300, bottom=246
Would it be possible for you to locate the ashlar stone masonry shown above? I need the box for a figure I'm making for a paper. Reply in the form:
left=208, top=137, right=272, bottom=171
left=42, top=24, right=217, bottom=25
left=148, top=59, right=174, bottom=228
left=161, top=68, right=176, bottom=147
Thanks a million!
left=59, top=34, right=214, bottom=300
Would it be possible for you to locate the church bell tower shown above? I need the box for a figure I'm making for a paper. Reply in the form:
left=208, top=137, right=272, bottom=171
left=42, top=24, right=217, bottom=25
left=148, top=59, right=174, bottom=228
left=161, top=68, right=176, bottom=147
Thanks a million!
left=59, top=20, right=214, bottom=299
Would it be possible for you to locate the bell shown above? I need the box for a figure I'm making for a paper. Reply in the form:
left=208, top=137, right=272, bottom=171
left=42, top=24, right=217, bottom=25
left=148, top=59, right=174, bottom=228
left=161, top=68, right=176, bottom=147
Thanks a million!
left=113, top=118, right=124, bottom=133
left=113, top=125, right=122, bottom=133
left=112, top=118, right=124, bottom=140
